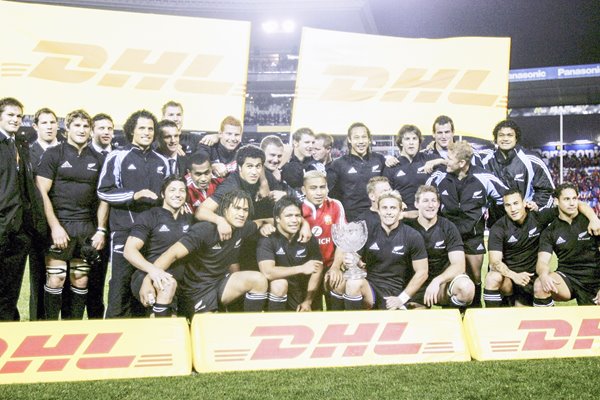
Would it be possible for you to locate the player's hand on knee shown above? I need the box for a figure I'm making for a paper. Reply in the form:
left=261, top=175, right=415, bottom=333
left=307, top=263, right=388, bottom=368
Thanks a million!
left=540, top=274, right=558, bottom=294
left=300, top=260, right=322, bottom=275
left=514, top=272, right=534, bottom=287
left=296, top=301, right=312, bottom=312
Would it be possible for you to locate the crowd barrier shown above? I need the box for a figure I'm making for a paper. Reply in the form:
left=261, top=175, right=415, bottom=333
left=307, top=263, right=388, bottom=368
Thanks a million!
left=1, top=307, right=599, bottom=384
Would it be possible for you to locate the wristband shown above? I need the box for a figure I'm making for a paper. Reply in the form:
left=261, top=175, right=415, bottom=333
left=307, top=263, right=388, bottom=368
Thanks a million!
left=97, top=227, right=107, bottom=235
left=398, top=291, right=410, bottom=305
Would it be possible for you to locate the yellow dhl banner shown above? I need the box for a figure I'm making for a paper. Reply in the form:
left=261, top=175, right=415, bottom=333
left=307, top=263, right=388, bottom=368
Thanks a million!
left=292, top=28, right=510, bottom=139
left=0, top=1, right=249, bottom=130
left=0, top=318, right=191, bottom=384
left=191, top=310, right=469, bottom=373
left=463, top=306, right=600, bottom=361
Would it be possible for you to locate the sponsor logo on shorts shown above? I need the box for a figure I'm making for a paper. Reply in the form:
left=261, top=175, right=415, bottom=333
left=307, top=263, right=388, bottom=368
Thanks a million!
left=194, top=299, right=206, bottom=312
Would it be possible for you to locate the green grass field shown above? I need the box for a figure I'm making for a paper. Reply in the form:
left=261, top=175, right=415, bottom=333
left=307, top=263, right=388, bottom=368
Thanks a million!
left=8, top=253, right=595, bottom=398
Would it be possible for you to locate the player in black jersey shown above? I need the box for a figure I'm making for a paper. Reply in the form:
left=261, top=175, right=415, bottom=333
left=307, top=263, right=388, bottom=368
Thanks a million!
left=36, top=109, right=108, bottom=320
left=124, top=176, right=193, bottom=317
left=484, top=188, right=599, bottom=307
left=335, top=191, right=428, bottom=310
left=405, top=185, right=474, bottom=308
left=152, top=190, right=268, bottom=317
left=257, top=196, right=323, bottom=311
left=356, top=176, right=391, bottom=228
left=326, top=122, right=386, bottom=222
left=533, top=183, right=600, bottom=306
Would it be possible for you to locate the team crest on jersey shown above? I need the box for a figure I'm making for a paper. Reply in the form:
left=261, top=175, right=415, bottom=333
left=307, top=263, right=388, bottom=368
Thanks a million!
left=276, top=247, right=285, bottom=255
left=514, top=173, right=525, bottom=182
left=578, top=231, right=590, bottom=241
left=60, top=161, right=72, bottom=168
left=87, top=163, right=97, bottom=171
left=472, top=190, right=483, bottom=199
left=347, top=167, right=358, bottom=174
left=508, top=235, right=518, bottom=243
left=182, top=225, right=189, bottom=233
left=157, top=166, right=165, bottom=174
left=311, top=226, right=323, bottom=237
left=234, top=238, right=242, bottom=248
left=369, top=242, right=380, bottom=250
left=434, top=240, right=445, bottom=249
left=396, top=170, right=406, bottom=177
left=556, top=236, right=566, bottom=245
left=324, top=215, right=332, bottom=225
left=371, top=165, right=380, bottom=173
left=417, top=167, right=426, bottom=174
left=127, top=164, right=137, bottom=170
left=391, top=245, right=404, bottom=255
left=528, top=227, right=540, bottom=238
left=296, top=248, right=306, bottom=257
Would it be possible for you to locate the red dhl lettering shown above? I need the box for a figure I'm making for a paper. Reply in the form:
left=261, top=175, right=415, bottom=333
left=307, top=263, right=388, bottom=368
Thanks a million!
left=249, top=323, right=423, bottom=360
left=517, top=318, right=600, bottom=351
left=0, top=332, right=135, bottom=374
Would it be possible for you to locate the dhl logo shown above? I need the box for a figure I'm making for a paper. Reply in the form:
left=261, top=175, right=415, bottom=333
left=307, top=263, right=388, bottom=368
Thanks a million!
left=489, top=319, right=600, bottom=353
left=212, top=322, right=457, bottom=362
left=0, top=332, right=173, bottom=373
left=299, top=65, right=507, bottom=107
left=1, top=40, right=245, bottom=95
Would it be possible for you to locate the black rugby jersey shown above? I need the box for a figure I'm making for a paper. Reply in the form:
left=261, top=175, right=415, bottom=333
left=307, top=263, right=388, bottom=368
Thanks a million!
left=539, top=213, right=600, bottom=282
left=383, top=152, right=435, bottom=211
left=488, top=208, right=557, bottom=273
left=37, top=142, right=103, bottom=221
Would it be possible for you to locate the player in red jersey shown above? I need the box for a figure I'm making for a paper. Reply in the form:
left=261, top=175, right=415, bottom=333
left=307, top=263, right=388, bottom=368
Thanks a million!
left=301, top=170, right=346, bottom=309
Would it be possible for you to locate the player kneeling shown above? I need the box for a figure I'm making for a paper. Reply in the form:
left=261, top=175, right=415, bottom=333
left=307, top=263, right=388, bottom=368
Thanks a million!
left=151, top=190, right=269, bottom=318
left=405, top=185, right=474, bottom=309
left=258, top=196, right=324, bottom=311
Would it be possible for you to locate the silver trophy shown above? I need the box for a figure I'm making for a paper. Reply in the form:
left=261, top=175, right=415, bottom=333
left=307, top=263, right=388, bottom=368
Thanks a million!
left=331, top=220, right=368, bottom=280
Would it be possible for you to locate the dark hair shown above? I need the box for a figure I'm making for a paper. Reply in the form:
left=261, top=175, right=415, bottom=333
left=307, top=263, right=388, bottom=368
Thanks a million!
left=346, top=122, right=371, bottom=151
left=0, top=97, right=24, bottom=115
left=432, top=115, right=454, bottom=133
left=492, top=119, right=522, bottom=144
left=33, top=108, right=57, bottom=125
left=217, top=189, right=254, bottom=220
left=123, top=110, right=158, bottom=143
left=92, top=113, right=113, bottom=128
left=158, top=119, right=178, bottom=134
left=554, top=182, right=578, bottom=198
left=503, top=188, right=524, bottom=200
left=273, top=195, right=302, bottom=220
left=236, top=145, right=265, bottom=167
left=187, top=152, right=211, bottom=169
left=396, top=124, right=423, bottom=149
left=160, top=175, right=187, bottom=200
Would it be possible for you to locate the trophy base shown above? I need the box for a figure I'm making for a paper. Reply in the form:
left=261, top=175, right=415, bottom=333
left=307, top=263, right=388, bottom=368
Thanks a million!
left=343, top=267, right=367, bottom=280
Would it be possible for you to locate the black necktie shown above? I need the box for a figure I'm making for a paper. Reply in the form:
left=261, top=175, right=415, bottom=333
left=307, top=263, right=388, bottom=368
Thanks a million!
left=169, top=159, right=177, bottom=175
left=101, top=150, right=108, bottom=157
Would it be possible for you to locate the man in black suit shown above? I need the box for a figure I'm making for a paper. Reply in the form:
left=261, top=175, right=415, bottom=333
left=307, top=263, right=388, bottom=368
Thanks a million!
left=0, top=97, right=45, bottom=320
